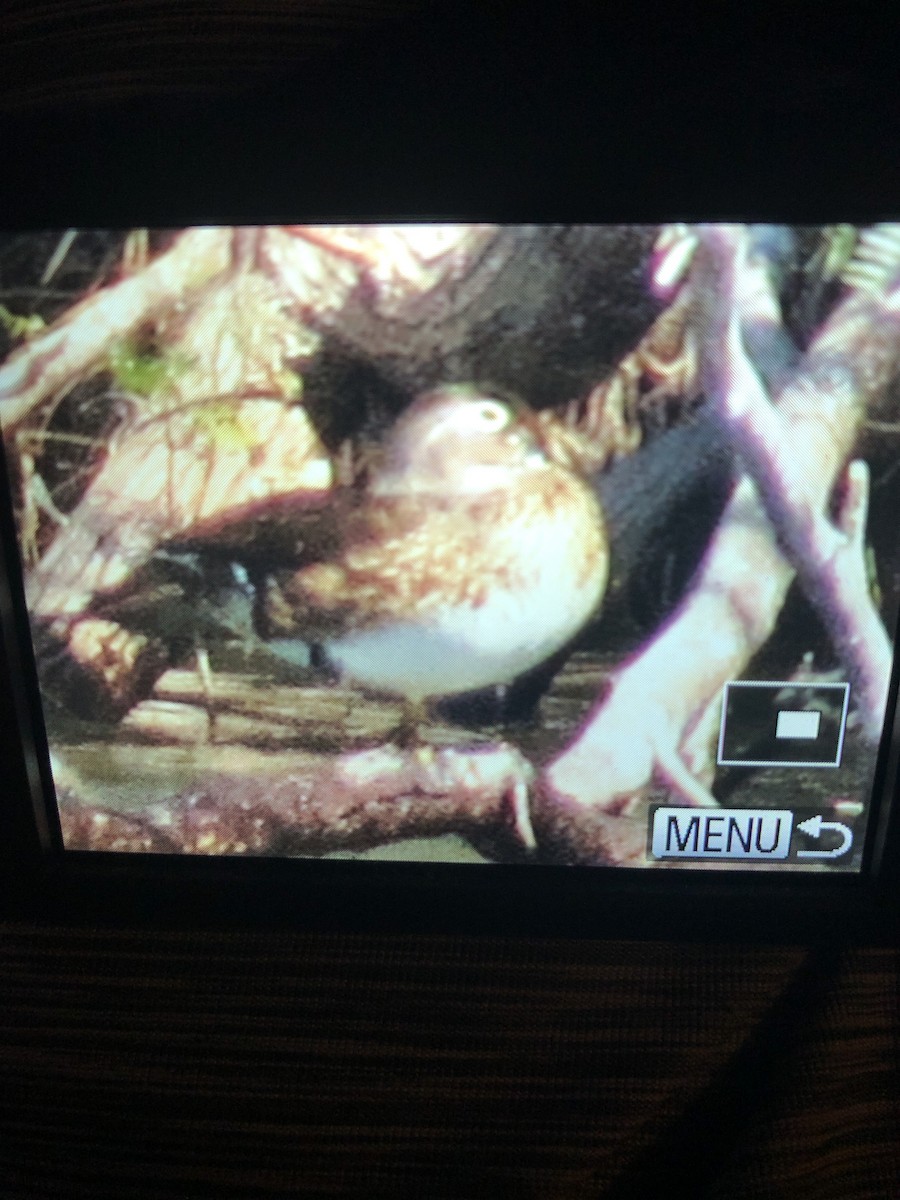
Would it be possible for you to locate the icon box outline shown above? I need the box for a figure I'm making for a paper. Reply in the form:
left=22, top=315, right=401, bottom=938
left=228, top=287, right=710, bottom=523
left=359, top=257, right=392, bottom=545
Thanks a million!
left=716, top=679, right=851, bottom=769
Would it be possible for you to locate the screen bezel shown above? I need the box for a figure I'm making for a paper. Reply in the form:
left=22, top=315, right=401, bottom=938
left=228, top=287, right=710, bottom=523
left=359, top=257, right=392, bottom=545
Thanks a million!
left=2, top=67, right=900, bottom=940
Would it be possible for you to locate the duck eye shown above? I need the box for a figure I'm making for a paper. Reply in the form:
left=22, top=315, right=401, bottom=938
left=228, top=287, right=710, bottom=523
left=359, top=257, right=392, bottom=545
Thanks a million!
left=475, top=402, right=508, bottom=428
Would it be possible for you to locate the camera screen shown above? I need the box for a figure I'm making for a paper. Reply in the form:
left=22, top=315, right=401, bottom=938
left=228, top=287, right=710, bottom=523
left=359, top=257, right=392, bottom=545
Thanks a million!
left=1, top=224, right=898, bottom=871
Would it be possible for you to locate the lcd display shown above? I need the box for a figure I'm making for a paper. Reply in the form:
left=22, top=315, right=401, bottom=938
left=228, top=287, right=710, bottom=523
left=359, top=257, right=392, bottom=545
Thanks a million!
left=1, top=223, right=898, bottom=872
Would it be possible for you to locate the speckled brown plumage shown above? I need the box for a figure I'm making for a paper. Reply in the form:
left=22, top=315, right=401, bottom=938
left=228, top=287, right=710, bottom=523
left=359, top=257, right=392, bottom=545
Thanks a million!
left=294, top=472, right=604, bottom=624
left=271, top=386, right=608, bottom=702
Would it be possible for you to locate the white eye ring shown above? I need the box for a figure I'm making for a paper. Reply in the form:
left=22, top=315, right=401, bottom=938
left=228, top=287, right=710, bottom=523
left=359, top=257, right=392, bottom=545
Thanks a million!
left=471, top=400, right=509, bottom=429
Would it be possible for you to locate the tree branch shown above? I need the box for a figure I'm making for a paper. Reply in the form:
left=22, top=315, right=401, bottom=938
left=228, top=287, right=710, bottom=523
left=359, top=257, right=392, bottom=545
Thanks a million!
left=545, top=225, right=900, bottom=814
left=0, top=228, right=234, bottom=431
left=58, top=743, right=648, bottom=865
left=700, top=225, right=892, bottom=736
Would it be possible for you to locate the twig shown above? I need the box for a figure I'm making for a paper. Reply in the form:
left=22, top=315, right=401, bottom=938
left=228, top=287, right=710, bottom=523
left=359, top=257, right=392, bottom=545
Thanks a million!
left=701, top=225, right=892, bottom=737
left=58, top=742, right=647, bottom=865
left=0, top=228, right=233, bottom=431
left=545, top=224, right=898, bottom=815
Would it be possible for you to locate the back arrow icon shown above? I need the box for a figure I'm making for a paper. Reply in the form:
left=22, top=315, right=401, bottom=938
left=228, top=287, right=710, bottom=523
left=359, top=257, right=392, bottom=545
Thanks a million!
left=795, top=815, right=853, bottom=858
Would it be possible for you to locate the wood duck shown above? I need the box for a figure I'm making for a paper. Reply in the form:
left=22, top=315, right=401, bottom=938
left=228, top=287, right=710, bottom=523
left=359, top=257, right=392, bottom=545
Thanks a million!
left=265, top=385, right=609, bottom=721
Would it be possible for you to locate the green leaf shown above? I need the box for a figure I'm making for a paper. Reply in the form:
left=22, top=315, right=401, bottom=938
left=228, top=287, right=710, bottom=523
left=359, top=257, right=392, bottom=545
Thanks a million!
left=0, top=304, right=46, bottom=340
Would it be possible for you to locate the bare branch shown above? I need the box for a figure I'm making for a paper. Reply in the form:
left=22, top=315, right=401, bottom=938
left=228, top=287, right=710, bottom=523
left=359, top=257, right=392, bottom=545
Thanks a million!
left=700, top=225, right=892, bottom=737
left=28, top=399, right=332, bottom=622
left=546, top=226, right=900, bottom=814
left=58, top=742, right=648, bottom=865
left=0, top=228, right=234, bottom=431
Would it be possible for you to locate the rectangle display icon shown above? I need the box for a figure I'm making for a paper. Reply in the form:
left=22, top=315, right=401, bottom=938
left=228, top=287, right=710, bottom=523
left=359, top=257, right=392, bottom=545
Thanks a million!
left=651, top=807, right=794, bottom=860
left=717, top=681, right=850, bottom=768
left=775, top=709, right=821, bottom=740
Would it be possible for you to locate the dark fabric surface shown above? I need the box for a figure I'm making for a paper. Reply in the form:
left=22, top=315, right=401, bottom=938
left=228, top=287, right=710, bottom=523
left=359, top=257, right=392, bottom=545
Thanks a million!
left=0, top=0, right=430, bottom=113
left=1, top=924, right=897, bottom=1198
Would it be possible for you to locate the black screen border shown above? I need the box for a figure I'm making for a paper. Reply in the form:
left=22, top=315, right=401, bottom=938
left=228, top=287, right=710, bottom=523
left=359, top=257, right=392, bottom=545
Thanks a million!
left=2, top=39, right=900, bottom=941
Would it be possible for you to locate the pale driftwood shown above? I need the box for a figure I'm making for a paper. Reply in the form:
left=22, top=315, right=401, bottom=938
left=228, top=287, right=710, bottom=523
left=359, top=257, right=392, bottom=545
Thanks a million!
left=546, top=226, right=900, bottom=816
left=700, top=226, right=891, bottom=735
left=28, top=399, right=332, bottom=620
left=58, top=742, right=648, bottom=865
left=2, top=225, right=662, bottom=447
left=0, top=228, right=234, bottom=431
left=0, top=224, right=503, bottom=434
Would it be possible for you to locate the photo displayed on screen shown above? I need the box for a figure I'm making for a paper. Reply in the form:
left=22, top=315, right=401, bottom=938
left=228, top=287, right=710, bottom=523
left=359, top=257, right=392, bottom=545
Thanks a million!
left=1, top=224, right=898, bottom=871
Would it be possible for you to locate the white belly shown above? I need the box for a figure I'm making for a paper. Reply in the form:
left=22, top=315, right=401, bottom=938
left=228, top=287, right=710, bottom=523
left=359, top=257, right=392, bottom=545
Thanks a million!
left=327, top=539, right=603, bottom=701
